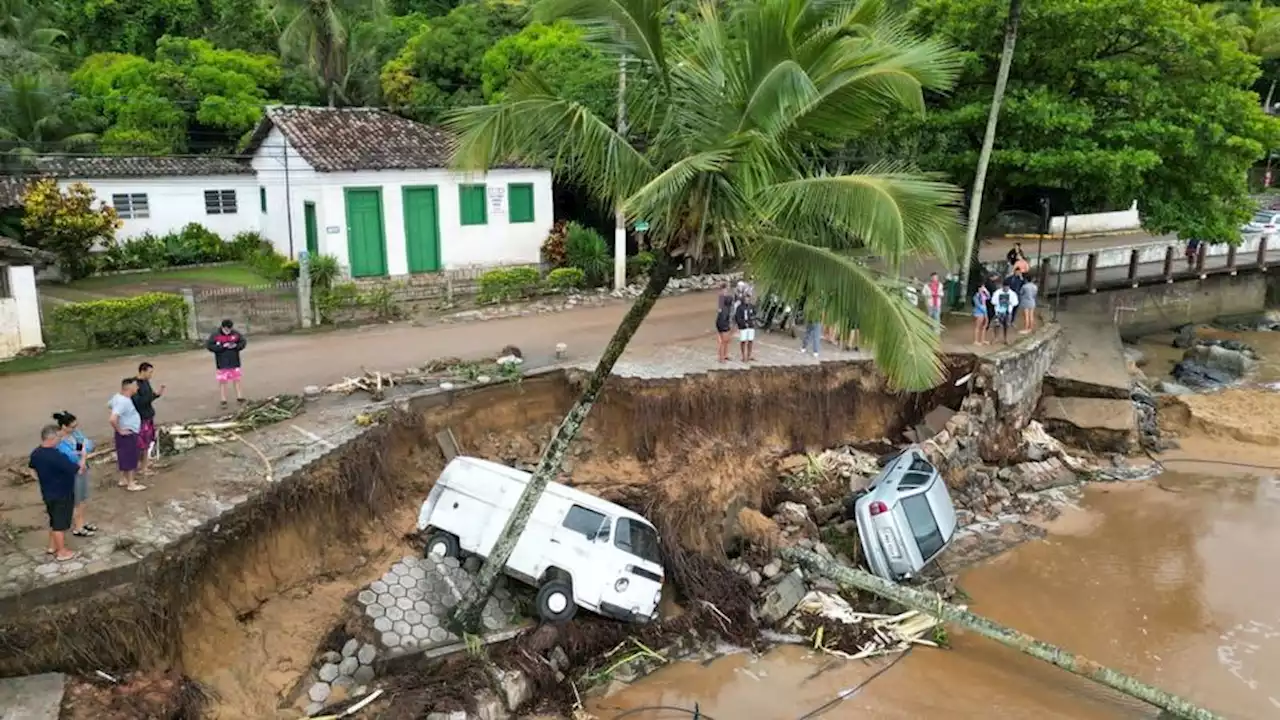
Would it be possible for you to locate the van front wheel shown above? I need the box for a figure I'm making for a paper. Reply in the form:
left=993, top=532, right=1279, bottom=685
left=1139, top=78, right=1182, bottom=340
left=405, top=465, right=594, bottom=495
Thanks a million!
left=424, top=531, right=460, bottom=560
left=535, top=579, right=577, bottom=623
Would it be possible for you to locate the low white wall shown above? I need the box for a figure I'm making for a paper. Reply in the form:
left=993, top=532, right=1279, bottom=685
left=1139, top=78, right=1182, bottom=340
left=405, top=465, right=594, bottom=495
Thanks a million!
left=1048, top=201, right=1141, bottom=235
left=0, top=265, right=42, bottom=360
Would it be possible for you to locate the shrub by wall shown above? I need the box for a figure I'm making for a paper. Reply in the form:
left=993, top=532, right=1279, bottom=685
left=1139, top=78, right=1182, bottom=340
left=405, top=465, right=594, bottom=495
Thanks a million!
left=48, top=293, right=189, bottom=350
left=545, top=267, right=586, bottom=290
left=478, top=267, right=542, bottom=303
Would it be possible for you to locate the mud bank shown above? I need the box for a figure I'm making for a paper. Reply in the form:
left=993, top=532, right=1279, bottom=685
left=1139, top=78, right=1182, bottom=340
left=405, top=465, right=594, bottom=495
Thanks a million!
left=0, top=328, right=1063, bottom=717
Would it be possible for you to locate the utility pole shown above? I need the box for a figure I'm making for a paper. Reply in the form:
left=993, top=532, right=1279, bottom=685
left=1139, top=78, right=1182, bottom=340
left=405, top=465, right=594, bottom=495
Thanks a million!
left=613, top=55, right=628, bottom=291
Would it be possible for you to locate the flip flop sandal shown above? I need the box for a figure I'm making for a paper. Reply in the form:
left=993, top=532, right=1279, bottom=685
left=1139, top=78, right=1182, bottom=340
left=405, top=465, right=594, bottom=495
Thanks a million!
left=72, top=528, right=95, bottom=537
left=55, top=552, right=79, bottom=563
left=83, top=523, right=99, bottom=532
left=125, top=483, right=148, bottom=492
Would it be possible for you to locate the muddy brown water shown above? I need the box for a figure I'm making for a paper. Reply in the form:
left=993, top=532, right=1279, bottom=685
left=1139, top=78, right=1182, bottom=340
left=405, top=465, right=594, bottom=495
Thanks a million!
left=592, top=439, right=1280, bottom=719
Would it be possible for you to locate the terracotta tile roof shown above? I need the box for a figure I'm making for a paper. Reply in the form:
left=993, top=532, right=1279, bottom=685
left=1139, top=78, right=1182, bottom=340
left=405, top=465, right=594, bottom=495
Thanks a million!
left=247, top=106, right=457, bottom=172
left=32, top=155, right=252, bottom=178
left=0, top=176, right=32, bottom=208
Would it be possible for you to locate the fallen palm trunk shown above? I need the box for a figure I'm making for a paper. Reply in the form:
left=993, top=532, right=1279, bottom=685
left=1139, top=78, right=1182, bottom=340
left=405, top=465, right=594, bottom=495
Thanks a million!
left=781, top=547, right=1224, bottom=720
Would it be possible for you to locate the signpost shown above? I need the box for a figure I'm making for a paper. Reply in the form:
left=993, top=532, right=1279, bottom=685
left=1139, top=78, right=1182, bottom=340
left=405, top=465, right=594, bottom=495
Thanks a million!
left=634, top=220, right=650, bottom=232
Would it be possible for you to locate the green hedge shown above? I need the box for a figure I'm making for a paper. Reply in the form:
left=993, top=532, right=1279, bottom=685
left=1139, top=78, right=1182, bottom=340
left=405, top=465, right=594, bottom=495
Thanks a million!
left=478, top=267, right=542, bottom=303
left=545, top=267, right=586, bottom=290
left=48, top=292, right=189, bottom=350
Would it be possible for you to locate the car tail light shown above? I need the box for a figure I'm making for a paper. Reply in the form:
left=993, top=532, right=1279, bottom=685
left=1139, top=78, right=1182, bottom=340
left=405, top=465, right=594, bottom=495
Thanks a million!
left=869, top=501, right=889, bottom=516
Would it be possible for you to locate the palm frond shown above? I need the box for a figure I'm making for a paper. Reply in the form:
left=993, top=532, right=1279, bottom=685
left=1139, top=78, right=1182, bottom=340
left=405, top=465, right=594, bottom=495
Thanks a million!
left=534, top=0, right=669, bottom=79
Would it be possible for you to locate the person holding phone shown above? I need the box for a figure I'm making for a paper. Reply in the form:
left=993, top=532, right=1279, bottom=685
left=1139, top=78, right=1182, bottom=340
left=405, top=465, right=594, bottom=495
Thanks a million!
left=133, top=362, right=165, bottom=477
left=53, top=411, right=95, bottom=538
left=108, top=377, right=146, bottom=492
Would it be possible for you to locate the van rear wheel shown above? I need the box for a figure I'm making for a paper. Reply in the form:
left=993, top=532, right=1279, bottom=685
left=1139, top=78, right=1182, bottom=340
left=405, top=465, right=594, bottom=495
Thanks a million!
left=535, top=579, right=576, bottom=622
left=424, top=531, right=460, bottom=560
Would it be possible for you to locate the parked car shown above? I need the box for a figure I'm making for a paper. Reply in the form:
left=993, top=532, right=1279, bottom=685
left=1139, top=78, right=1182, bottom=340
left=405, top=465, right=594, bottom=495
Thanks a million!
left=852, top=447, right=958, bottom=581
left=1242, top=211, right=1280, bottom=235
left=417, top=456, right=665, bottom=624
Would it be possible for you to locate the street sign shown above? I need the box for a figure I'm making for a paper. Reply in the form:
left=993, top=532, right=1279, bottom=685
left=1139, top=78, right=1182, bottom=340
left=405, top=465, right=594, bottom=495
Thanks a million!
left=634, top=220, right=650, bottom=232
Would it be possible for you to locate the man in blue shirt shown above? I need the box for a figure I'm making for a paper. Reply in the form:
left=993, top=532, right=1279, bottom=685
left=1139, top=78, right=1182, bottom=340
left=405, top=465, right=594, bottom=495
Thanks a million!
left=29, top=424, right=80, bottom=561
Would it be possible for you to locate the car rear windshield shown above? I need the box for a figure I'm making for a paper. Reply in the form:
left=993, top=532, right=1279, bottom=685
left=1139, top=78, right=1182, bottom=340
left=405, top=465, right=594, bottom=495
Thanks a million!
left=900, top=494, right=946, bottom=560
left=1253, top=211, right=1275, bottom=223
left=615, top=518, right=662, bottom=565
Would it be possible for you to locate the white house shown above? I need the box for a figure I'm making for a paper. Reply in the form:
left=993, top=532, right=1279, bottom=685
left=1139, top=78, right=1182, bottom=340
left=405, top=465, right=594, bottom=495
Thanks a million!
left=243, top=106, right=554, bottom=276
left=38, top=156, right=260, bottom=241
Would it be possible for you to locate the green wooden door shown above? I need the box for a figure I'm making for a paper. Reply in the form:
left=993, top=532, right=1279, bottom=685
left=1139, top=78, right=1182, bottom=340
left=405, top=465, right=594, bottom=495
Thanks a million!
left=303, top=202, right=319, bottom=256
left=402, top=186, right=441, bottom=273
left=344, top=188, right=387, bottom=277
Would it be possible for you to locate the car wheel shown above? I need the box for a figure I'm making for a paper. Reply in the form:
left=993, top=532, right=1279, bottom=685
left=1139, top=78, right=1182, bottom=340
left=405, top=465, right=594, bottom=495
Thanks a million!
left=424, top=531, right=460, bottom=559
left=535, top=579, right=577, bottom=623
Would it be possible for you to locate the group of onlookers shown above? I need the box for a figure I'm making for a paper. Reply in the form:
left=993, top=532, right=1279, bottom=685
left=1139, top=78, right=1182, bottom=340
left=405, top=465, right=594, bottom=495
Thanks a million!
left=716, top=281, right=759, bottom=362
left=972, top=244, right=1038, bottom=345
left=26, top=318, right=250, bottom=564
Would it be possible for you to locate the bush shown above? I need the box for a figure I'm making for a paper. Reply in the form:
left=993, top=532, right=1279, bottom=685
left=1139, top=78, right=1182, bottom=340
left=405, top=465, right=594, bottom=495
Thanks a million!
left=540, top=221, right=568, bottom=267
left=99, top=233, right=168, bottom=272
left=308, top=254, right=342, bottom=290
left=545, top=267, right=586, bottom=291
left=314, top=282, right=362, bottom=325
left=48, top=292, right=188, bottom=350
left=229, top=231, right=268, bottom=261
left=564, top=222, right=610, bottom=287
left=627, top=250, right=656, bottom=280
left=478, top=266, right=542, bottom=303
left=95, top=224, right=238, bottom=273
left=21, top=180, right=121, bottom=280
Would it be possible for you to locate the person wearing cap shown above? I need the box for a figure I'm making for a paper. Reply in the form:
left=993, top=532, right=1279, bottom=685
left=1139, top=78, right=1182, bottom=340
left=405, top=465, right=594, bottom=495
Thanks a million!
left=206, top=319, right=247, bottom=408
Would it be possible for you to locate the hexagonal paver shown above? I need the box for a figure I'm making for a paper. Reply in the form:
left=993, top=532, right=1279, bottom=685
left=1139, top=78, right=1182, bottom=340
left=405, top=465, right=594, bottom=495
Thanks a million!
left=390, top=563, right=407, bottom=577
left=408, top=565, right=426, bottom=580
left=414, top=600, right=431, bottom=614
left=397, top=574, right=417, bottom=589
left=357, top=590, right=376, bottom=605
left=373, top=617, right=392, bottom=633
left=404, top=610, right=422, bottom=625
left=381, top=631, right=401, bottom=647
left=439, top=593, right=458, bottom=610
left=394, top=596, right=413, bottom=611
left=318, top=663, right=339, bottom=682
left=427, top=626, right=450, bottom=643
left=364, top=604, right=385, bottom=619
left=376, top=593, right=395, bottom=608
left=357, top=645, right=377, bottom=665
left=482, top=615, right=501, bottom=630
left=424, top=613, right=441, bottom=628
left=388, top=584, right=407, bottom=599
left=392, top=620, right=412, bottom=636
left=411, top=625, right=430, bottom=640
left=370, top=580, right=388, bottom=594
left=353, top=665, right=375, bottom=684
left=385, top=606, right=404, bottom=622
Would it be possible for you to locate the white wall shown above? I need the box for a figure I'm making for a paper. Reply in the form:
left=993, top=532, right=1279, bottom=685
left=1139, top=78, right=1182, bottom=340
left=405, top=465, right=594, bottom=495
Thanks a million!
left=1049, top=201, right=1141, bottom=235
left=58, top=175, right=260, bottom=241
left=315, top=168, right=554, bottom=275
left=250, top=127, right=321, bottom=259
left=0, top=265, right=42, bottom=360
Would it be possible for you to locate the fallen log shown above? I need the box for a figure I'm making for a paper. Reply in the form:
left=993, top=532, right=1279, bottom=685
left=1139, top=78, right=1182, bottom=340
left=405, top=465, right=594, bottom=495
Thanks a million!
left=781, top=547, right=1224, bottom=720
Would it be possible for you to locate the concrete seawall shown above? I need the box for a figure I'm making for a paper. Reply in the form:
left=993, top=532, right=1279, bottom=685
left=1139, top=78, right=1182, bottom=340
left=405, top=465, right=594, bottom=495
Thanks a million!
left=1054, top=273, right=1269, bottom=337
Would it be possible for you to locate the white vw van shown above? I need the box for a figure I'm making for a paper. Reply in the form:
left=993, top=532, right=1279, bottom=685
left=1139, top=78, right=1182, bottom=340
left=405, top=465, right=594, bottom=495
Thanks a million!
left=417, top=456, right=665, bottom=624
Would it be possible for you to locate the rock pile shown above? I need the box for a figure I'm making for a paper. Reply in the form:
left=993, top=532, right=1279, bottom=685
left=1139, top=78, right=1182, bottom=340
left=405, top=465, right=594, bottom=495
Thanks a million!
left=1172, top=338, right=1257, bottom=390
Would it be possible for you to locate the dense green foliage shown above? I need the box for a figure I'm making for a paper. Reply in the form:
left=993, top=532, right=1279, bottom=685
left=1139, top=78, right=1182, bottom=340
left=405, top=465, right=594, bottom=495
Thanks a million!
left=49, top=291, right=189, bottom=349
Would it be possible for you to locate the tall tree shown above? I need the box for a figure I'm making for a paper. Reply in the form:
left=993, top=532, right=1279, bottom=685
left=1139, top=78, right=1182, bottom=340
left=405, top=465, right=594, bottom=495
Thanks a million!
left=0, top=0, right=65, bottom=74
left=263, top=0, right=386, bottom=106
left=0, top=74, right=96, bottom=171
left=959, top=0, right=1021, bottom=292
left=443, top=0, right=965, bottom=631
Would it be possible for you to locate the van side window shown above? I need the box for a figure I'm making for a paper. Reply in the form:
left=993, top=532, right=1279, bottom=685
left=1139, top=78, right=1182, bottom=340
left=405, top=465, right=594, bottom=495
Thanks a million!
left=615, top=518, right=662, bottom=564
left=562, top=505, right=608, bottom=540
left=900, top=494, right=945, bottom=560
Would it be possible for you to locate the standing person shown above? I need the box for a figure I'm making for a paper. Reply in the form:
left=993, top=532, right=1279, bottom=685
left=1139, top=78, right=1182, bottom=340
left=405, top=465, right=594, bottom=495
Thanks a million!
left=1184, top=238, right=1200, bottom=270
left=1005, top=268, right=1026, bottom=327
left=984, top=272, right=1001, bottom=319
left=715, top=283, right=734, bottom=363
left=207, top=319, right=247, bottom=407
left=53, top=412, right=95, bottom=538
left=1006, top=243, right=1025, bottom=269
left=1020, top=275, right=1039, bottom=333
left=799, top=299, right=822, bottom=358
left=108, top=378, right=147, bottom=492
left=922, top=272, right=944, bottom=334
left=133, top=362, right=165, bottom=477
left=991, top=280, right=1020, bottom=344
left=972, top=285, right=991, bottom=345
left=734, top=291, right=757, bottom=362
left=29, top=425, right=79, bottom=562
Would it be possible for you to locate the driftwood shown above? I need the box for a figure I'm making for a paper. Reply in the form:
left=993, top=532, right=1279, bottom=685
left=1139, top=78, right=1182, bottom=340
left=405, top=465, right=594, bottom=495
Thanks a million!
left=782, top=547, right=1224, bottom=720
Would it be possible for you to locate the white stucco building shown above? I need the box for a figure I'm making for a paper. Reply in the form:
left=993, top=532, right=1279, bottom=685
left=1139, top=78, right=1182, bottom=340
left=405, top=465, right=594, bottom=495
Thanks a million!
left=243, top=106, right=554, bottom=276
left=0, top=259, right=43, bottom=360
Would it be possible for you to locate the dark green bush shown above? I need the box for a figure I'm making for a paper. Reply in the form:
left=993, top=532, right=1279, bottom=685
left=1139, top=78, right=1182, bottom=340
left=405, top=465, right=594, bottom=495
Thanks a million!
left=564, top=222, right=610, bottom=287
left=545, top=267, right=586, bottom=290
left=627, top=250, right=656, bottom=280
left=229, top=231, right=269, bottom=261
left=48, top=292, right=189, bottom=350
left=308, top=254, right=341, bottom=290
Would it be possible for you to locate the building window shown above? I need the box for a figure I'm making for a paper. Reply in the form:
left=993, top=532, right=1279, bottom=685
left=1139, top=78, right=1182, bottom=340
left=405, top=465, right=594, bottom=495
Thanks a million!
left=508, top=183, right=534, bottom=223
left=459, top=184, right=487, bottom=226
left=260, top=187, right=267, bottom=213
left=111, top=193, right=149, bottom=219
left=204, top=189, right=238, bottom=215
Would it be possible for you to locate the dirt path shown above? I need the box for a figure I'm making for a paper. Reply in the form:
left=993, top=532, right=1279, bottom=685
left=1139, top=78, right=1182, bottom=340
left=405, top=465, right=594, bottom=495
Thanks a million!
left=0, top=293, right=718, bottom=457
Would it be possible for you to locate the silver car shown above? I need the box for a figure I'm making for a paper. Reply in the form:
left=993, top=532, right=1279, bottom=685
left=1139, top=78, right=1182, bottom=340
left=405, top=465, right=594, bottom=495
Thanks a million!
left=1243, top=211, right=1280, bottom=235
left=854, top=447, right=958, bottom=581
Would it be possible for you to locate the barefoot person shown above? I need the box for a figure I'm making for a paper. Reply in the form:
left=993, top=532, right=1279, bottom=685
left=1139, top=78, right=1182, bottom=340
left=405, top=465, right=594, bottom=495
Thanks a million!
left=108, top=378, right=147, bottom=492
left=972, top=285, right=991, bottom=345
left=715, top=283, right=733, bottom=362
left=923, top=272, right=944, bottom=335
left=53, top=412, right=95, bottom=538
left=207, top=319, right=247, bottom=407
left=1019, top=276, right=1039, bottom=333
left=29, top=425, right=80, bottom=562
left=133, top=362, right=165, bottom=477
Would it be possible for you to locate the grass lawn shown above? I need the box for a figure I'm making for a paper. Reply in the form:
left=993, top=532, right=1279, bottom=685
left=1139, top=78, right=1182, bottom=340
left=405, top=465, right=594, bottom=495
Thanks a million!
left=0, top=341, right=195, bottom=376
left=63, top=263, right=274, bottom=294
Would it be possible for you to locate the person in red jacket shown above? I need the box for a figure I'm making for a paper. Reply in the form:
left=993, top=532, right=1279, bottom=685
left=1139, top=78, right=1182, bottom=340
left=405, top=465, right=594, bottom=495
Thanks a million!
left=207, top=319, right=247, bottom=408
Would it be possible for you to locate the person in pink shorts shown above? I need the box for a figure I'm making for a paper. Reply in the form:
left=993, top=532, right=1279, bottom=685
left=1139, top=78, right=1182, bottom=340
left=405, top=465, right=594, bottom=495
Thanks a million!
left=206, top=318, right=247, bottom=408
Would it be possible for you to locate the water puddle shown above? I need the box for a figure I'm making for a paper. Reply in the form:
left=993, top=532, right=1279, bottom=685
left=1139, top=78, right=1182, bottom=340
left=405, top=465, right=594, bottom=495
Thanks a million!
left=593, top=458, right=1280, bottom=719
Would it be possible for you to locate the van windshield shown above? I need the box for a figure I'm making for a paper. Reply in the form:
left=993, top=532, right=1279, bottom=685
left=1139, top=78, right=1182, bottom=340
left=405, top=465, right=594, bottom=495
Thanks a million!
left=614, top=518, right=662, bottom=565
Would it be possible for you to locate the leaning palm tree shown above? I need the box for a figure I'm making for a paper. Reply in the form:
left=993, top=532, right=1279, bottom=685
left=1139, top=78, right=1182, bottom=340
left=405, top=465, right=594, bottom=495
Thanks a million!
left=0, top=74, right=96, bottom=171
left=444, top=0, right=965, bottom=632
left=262, top=0, right=386, bottom=106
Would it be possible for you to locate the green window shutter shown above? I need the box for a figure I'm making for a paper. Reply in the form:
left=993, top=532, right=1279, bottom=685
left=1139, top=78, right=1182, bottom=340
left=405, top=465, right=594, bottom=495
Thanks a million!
left=459, top=184, right=487, bottom=226
left=508, top=183, right=535, bottom=223
left=259, top=187, right=267, bottom=213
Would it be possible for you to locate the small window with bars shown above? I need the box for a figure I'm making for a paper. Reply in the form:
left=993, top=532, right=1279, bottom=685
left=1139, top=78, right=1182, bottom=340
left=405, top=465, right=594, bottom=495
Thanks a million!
left=204, top=189, right=238, bottom=215
left=111, top=193, right=149, bottom=219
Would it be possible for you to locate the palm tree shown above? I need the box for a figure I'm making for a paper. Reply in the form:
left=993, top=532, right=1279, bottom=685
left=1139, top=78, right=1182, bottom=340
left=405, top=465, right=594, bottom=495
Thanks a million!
left=0, top=0, right=65, bottom=71
left=0, top=74, right=96, bottom=171
left=443, top=0, right=965, bottom=632
left=958, top=0, right=1022, bottom=293
left=262, top=0, right=386, bottom=106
